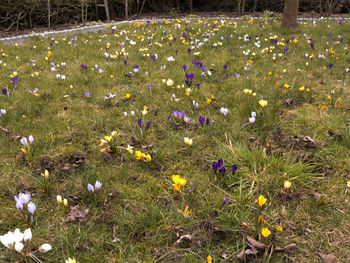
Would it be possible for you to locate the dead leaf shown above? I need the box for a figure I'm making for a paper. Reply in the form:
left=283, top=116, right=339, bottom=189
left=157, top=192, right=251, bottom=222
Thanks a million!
left=246, top=235, right=266, bottom=250
left=328, top=130, right=342, bottom=141
left=173, top=234, right=193, bottom=248
left=66, top=205, right=89, bottom=222
left=275, top=243, right=297, bottom=254
left=312, top=189, right=326, bottom=202
left=317, top=252, right=339, bottom=263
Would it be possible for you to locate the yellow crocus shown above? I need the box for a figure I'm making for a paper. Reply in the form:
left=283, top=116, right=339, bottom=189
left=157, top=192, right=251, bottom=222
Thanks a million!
left=261, top=227, right=271, bottom=238
left=172, top=174, right=187, bottom=193
left=135, top=151, right=142, bottom=160
left=255, top=195, right=267, bottom=207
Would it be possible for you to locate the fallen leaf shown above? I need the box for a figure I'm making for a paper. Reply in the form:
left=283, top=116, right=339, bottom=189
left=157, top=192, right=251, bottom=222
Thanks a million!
left=312, top=189, right=326, bottom=202
left=317, top=252, right=339, bottom=263
left=246, top=235, right=266, bottom=250
left=66, top=205, right=89, bottom=222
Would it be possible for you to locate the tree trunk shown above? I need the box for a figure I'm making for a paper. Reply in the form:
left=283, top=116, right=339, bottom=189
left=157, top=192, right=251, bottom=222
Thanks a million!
left=48, top=0, right=50, bottom=30
left=125, top=0, right=128, bottom=20
left=189, top=0, right=193, bottom=13
left=281, top=0, right=299, bottom=29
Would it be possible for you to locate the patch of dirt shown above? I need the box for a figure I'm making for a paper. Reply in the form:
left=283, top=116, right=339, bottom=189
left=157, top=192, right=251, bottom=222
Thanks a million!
left=270, top=127, right=319, bottom=150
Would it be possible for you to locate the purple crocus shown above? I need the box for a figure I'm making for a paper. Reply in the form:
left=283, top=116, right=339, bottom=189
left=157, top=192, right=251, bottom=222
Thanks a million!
left=87, top=183, right=94, bottom=192
left=84, top=91, right=91, bottom=97
left=219, top=166, right=227, bottom=175
left=2, top=88, right=8, bottom=95
left=137, top=118, right=142, bottom=128
left=206, top=118, right=210, bottom=125
left=221, top=197, right=232, bottom=207
left=146, top=121, right=151, bottom=130
left=329, top=63, right=333, bottom=69
left=183, top=64, right=187, bottom=71
left=232, top=164, right=237, bottom=175
left=81, top=64, right=87, bottom=70
left=187, top=48, right=191, bottom=54
left=27, top=201, right=36, bottom=222
left=198, top=116, right=205, bottom=126
left=11, top=77, right=18, bottom=83
left=223, top=64, right=227, bottom=71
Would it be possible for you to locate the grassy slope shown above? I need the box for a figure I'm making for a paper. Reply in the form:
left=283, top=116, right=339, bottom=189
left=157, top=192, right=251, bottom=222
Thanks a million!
left=0, top=18, right=350, bottom=262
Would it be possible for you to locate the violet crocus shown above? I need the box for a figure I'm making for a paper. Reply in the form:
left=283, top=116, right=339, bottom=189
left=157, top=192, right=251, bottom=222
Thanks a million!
left=198, top=116, right=205, bottom=126
left=206, top=118, right=210, bottom=125
left=84, top=91, right=91, bottom=97
left=187, top=48, right=192, bottom=54
left=11, top=77, right=18, bottom=83
left=146, top=121, right=151, bottom=130
left=27, top=202, right=36, bottom=221
left=212, top=159, right=226, bottom=174
left=87, top=183, right=94, bottom=192
left=232, top=164, right=237, bottom=175
left=329, top=63, right=333, bottom=69
left=183, top=64, right=187, bottom=71
left=137, top=118, right=142, bottom=128
left=223, top=64, right=227, bottom=71
left=2, top=88, right=7, bottom=95
left=80, top=64, right=87, bottom=70
left=221, top=197, right=232, bottom=207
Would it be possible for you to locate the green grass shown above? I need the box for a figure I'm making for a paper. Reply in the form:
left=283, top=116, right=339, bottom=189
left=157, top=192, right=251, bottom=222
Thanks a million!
left=1, top=18, right=350, bottom=262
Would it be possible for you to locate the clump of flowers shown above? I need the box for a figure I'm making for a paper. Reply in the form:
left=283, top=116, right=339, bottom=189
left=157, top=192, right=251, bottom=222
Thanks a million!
left=87, top=180, right=102, bottom=193
left=0, top=228, right=52, bottom=258
left=135, top=150, right=152, bottom=163
left=172, top=111, right=191, bottom=123
left=177, top=205, right=191, bottom=217
left=198, top=116, right=210, bottom=127
left=212, top=159, right=237, bottom=176
left=14, top=193, right=36, bottom=222
left=20, top=136, right=34, bottom=163
left=66, top=258, right=79, bottom=263
left=99, top=131, right=119, bottom=154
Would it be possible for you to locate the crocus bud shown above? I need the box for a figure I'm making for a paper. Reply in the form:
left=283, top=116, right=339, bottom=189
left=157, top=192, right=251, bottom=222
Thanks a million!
left=39, top=243, right=52, bottom=253
left=63, top=198, right=68, bottom=207
left=14, top=242, right=24, bottom=253
left=56, top=195, right=62, bottom=204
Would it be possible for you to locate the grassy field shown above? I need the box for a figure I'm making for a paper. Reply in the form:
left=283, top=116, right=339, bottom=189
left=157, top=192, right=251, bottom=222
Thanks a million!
left=0, top=16, right=350, bottom=263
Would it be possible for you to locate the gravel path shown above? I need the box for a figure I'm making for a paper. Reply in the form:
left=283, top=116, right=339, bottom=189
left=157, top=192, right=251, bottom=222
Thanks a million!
left=0, top=17, right=347, bottom=46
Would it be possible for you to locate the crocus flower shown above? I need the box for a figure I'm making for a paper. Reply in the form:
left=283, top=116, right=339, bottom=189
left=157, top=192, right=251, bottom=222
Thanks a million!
left=28, top=135, right=34, bottom=144
left=172, top=174, right=187, bottom=193
left=329, top=63, right=333, bottom=69
left=187, top=48, right=191, bottom=54
left=183, top=64, right=187, bottom=71
left=20, top=137, right=28, bottom=146
left=94, top=180, right=102, bottom=190
left=198, top=116, right=205, bottom=126
left=220, top=107, right=228, bottom=116
left=223, top=64, right=227, bottom=70
left=219, top=166, right=226, bottom=175
left=27, top=202, right=36, bottom=221
left=80, top=64, right=87, bottom=70
left=146, top=121, right=151, bottom=130
left=84, top=91, right=91, bottom=97
left=137, top=118, right=142, bottom=128
left=206, top=118, right=210, bottom=125
left=39, top=243, right=52, bottom=253
left=87, top=184, right=94, bottom=192
left=11, top=77, right=18, bottom=83
left=255, top=195, right=267, bottom=207
left=1, top=88, right=7, bottom=95
left=232, top=164, right=237, bottom=175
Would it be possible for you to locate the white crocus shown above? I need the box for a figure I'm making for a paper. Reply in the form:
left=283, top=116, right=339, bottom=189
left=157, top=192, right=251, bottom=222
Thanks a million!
left=14, top=242, right=24, bottom=253
left=23, top=228, right=32, bottom=242
left=39, top=243, right=52, bottom=253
